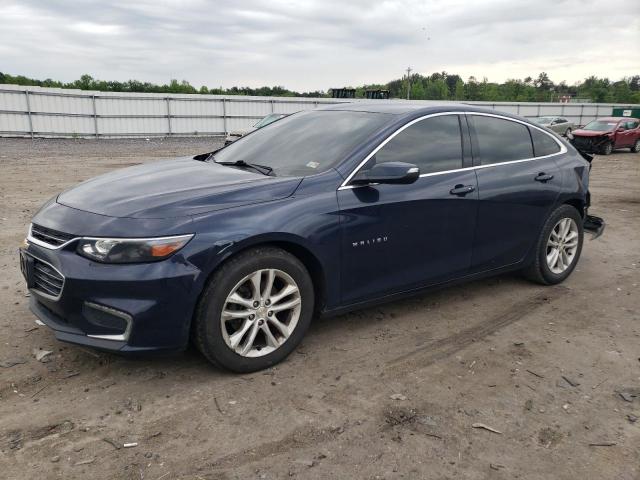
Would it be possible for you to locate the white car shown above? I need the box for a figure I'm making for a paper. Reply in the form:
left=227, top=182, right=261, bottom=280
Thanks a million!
left=224, top=113, right=289, bottom=145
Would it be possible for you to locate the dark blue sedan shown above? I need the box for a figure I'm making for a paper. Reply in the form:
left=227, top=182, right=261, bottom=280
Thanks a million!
left=20, top=103, right=603, bottom=372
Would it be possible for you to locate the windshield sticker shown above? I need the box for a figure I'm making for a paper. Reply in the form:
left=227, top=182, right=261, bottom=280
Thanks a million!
left=306, top=161, right=319, bottom=169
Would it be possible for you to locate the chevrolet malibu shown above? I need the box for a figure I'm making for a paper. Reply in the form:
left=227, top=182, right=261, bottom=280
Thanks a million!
left=20, top=103, right=604, bottom=372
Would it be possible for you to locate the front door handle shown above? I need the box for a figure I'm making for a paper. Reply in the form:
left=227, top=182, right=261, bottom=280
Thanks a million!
left=535, top=172, right=554, bottom=182
left=449, top=184, right=475, bottom=196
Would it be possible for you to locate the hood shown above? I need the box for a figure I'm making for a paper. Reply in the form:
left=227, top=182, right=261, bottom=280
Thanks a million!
left=572, top=129, right=611, bottom=137
left=57, top=157, right=302, bottom=219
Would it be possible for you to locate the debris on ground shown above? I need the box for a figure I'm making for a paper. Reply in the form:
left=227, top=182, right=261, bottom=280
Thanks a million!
left=102, top=438, right=121, bottom=450
left=526, top=369, right=544, bottom=379
left=390, top=393, right=407, bottom=401
left=50, top=456, right=60, bottom=463
left=490, top=463, right=505, bottom=470
left=74, top=458, right=95, bottom=466
left=589, top=441, right=616, bottom=447
left=0, top=358, right=28, bottom=368
left=33, top=349, right=53, bottom=363
left=627, top=414, right=638, bottom=423
left=123, top=442, right=138, bottom=448
left=472, top=423, right=502, bottom=434
left=561, top=376, right=580, bottom=387
left=618, top=392, right=635, bottom=402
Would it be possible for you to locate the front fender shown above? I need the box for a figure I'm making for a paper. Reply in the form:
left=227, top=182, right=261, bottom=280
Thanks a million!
left=186, top=189, right=342, bottom=310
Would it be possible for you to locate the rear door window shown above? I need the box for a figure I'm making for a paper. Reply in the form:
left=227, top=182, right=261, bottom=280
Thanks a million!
left=374, top=115, right=463, bottom=174
left=530, top=127, right=561, bottom=157
left=470, top=115, right=533, bottom=165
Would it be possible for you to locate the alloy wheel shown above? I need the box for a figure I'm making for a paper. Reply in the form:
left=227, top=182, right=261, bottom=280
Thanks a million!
left=546, top=218, right=579, bottom=274
left=220, top=269, right=301, bottom=357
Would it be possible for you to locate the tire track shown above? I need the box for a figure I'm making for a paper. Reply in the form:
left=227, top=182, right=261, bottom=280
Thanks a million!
left=385, top=286, right=569, bottom=373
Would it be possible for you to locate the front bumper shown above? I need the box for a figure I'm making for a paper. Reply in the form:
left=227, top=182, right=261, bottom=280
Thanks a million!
left=21, top=241, right=202, bottom=353
left=571, top=135, right=611, bottom=154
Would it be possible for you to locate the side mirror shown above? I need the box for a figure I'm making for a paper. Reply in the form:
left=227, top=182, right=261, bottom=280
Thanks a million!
left=352, top=162, right=420, bottom=185
left=616, top=127, right=625, bottom=133
left=551, top=120, right=558, bottom=125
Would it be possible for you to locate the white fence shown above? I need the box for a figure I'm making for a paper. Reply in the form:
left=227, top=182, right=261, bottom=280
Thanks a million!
left=0, top=84, right=636, bottom=138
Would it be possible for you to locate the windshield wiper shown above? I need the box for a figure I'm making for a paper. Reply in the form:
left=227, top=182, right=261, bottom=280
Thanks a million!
left=215, top=160, right=275, bottom=176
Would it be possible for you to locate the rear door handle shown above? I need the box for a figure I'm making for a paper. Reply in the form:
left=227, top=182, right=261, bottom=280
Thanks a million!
left=535, top=172, right=554, bottom=182
left=449, top=184, right=475, bottom=196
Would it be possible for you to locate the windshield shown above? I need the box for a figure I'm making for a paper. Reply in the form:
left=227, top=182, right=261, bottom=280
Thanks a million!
left=533, top=116, right=555, bottom=124
left=213, top=110, right=391, bottom=176
left=582, top=120, right=618, bottom=132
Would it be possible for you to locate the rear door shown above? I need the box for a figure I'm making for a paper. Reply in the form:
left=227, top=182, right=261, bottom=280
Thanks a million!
left=468, top=114, right=563, bottom=273
left=337, top=113, right=478, bottom=304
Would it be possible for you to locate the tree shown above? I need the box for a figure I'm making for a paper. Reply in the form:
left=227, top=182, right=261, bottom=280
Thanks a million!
left=453, top=79, right=465, bottom=100
left=425, top=78, right=448, bottom=100
left=1, top=70, right=638, bottom=102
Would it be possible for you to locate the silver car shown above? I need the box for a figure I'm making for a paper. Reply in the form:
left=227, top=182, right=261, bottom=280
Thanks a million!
left=531, top=116, right=574, bottom=136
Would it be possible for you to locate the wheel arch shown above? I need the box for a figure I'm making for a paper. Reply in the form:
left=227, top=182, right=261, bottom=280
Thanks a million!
left=195, top=233, right=328, bottom=322
left=563, top=197, right=585, bottom=218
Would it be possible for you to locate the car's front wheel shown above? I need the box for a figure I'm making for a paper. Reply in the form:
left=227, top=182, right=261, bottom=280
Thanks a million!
left=601, top=141, right=613, bottom=155
left=631, top=139, right=640, bottom=153
left=193, top=247, right=314, bottom=372
left=523, top=205, right=584, bottom=285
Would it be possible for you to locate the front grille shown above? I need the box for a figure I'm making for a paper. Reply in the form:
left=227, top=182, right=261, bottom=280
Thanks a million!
left=573, top=137, right=593, bottom=150
left=32, top=258, right=64, bottom=297
left=30, top=223, right=75, bottom=248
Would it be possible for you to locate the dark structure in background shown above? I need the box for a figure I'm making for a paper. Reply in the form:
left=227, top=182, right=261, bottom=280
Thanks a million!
left=331, top=88, right=356, bottom=99
left=365, top=89, right=390, bottom=100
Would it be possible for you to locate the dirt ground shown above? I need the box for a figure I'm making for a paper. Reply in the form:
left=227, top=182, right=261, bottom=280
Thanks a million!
left=0, top=137, right=638, bottom=480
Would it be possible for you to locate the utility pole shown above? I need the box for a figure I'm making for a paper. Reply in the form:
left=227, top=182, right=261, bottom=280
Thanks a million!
left=406, top=67, right=412, bottom=100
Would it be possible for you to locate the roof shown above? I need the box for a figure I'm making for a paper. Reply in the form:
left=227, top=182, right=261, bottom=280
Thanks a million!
left=320, top=101, right=469, bottom=115
left=596, top=116, right=639, bottom=122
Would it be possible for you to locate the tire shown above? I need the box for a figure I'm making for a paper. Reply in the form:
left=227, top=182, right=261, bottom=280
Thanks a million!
left=601, top=142, right=613, bottom=155
left=631, top=139, right=640, bottom=153
left=523, top=205, right=584, bottom=285
left=193, top=247, right=314, bottom=372
left=564, top=127, right=572, bottom=137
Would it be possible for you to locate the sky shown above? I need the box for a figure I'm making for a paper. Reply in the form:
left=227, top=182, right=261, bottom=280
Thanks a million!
left=1, top=0, right=639, bottom=91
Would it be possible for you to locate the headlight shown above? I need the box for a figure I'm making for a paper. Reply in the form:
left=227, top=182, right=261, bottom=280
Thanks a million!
left=77, top=234, right=193, bottom=263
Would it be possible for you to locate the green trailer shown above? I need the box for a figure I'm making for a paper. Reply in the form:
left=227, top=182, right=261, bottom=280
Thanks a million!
left=612, top=107, right=640, bottom=118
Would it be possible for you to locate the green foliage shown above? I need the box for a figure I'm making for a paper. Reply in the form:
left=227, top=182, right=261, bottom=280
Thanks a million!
left=0, top=71, right=638, bottom=103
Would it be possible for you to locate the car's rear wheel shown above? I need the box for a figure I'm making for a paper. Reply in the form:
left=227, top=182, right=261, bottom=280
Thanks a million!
left=601, top=142, right=613, bottom=155
left=193, top=247, right=314, bottom=372
left=631, top=139, right=640, bottom=153
left=523, top=205, right=584, bottom=285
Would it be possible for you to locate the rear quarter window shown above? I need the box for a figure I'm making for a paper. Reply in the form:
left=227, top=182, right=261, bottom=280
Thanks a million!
left=529, top=127, right=561, bottom=157
left=471, top=115, right=533, bottom=165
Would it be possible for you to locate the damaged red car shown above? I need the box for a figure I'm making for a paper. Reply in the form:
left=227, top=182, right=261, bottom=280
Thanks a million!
left=570, top=117, right=640, bottom=155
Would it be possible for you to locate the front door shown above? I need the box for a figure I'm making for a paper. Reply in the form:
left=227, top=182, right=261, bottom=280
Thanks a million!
left=337, top=114, right=478, bottom=305
left=615, top=120, right=639, bottom=147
